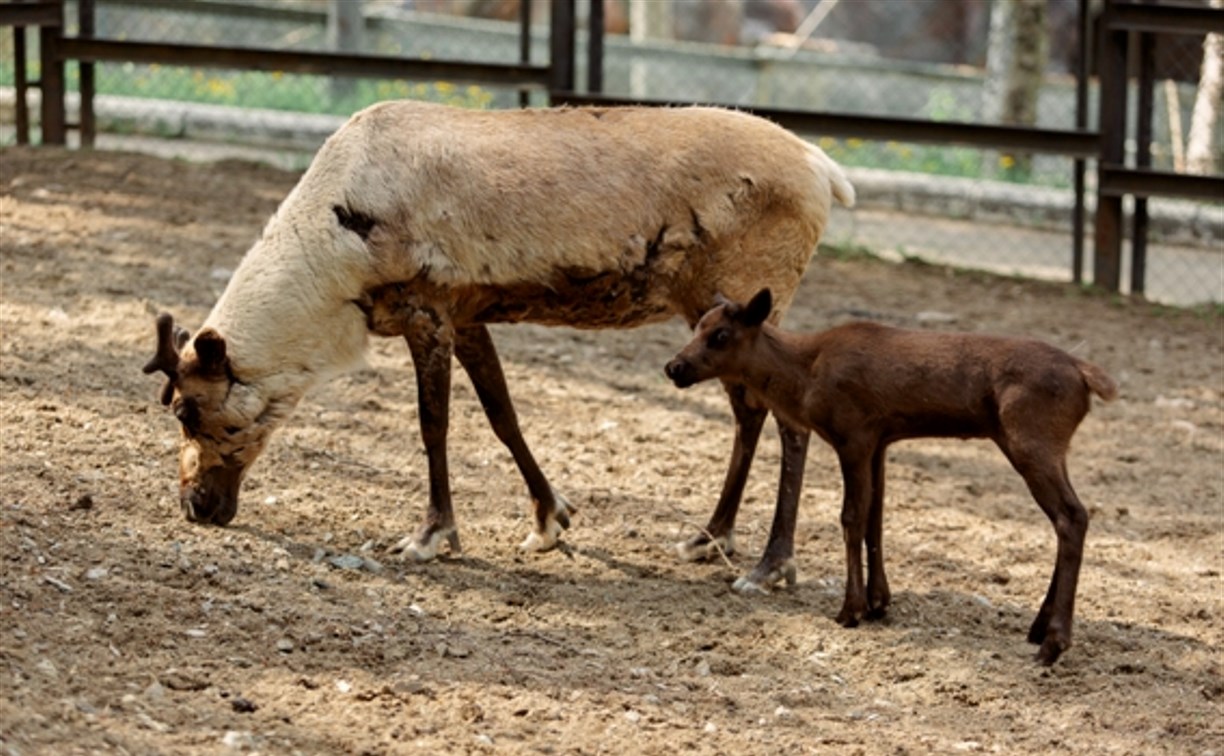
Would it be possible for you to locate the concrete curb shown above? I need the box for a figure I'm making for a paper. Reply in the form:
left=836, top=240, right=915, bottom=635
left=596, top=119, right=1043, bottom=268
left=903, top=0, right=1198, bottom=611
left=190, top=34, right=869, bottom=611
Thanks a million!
left=3, top=89, right=1220, bottom=247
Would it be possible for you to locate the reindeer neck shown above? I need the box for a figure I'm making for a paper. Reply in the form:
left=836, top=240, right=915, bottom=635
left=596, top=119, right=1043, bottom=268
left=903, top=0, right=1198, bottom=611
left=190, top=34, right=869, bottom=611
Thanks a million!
left=203, top=219, right=371, bottom=397
left=737, top=324, right=823, bottom=409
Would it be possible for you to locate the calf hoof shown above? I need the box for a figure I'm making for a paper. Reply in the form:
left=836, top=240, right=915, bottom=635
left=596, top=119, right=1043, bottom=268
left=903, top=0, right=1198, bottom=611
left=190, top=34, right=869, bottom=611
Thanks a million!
left=1035, top=636, right=1069, bottom=666
left=731, top=558, right=796, bottom=595
left=835, top=602, right=865, bottom=628
left=520, top=493, right=574, bottom=553
left=391, top=527, right=461, bottom=562
left=1027, top=613, right=1052, bottom=645
left=676, top=532, right=736, bottom=563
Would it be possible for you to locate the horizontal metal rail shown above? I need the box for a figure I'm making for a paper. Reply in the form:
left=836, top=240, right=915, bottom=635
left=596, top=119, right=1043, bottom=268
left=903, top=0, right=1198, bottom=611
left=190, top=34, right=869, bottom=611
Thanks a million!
left=1099, top=166, right=1224, bottom=203
left=58, top=38, right=552, bottom=89
left=82, top=0, right=324, bottom=25
left=0, top=2, right=63, bottom=27
left=551, top=92, right=1100, bottom=157
left=1108, top=1, right=1224, bottom=34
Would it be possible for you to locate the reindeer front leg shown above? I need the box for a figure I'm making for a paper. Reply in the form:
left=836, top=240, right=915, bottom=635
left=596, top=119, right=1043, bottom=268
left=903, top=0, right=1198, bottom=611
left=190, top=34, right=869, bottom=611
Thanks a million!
left=392, top=309, right=461, bottom=561
left=454, top=325, right=573, bottom=552
left=676, top=382, right=766, bottom=562
left=732, top=419, right=809, bottom=594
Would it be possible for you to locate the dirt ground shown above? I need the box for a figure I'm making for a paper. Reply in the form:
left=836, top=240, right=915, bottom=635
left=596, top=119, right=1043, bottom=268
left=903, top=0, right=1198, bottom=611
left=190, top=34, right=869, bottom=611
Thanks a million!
left=1, top=146, right=1221, bottom=755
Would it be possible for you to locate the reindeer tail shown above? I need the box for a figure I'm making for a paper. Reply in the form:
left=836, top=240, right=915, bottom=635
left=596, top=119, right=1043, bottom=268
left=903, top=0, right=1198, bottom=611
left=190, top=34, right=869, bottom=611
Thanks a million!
left=1079, top=361, right=1118, bottom=402
left=806, top=142, right=856, bottom=209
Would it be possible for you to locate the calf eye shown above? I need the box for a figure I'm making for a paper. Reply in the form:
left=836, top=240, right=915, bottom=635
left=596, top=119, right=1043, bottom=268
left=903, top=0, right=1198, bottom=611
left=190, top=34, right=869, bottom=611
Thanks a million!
left=224, top=426, right=242, bottom=436
left=708, top=328, right=731, bottom=349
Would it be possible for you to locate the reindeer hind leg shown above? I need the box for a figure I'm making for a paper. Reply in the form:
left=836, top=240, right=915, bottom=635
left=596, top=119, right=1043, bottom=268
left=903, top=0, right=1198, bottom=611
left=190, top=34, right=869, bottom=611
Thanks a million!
left=454, top=325, right=572, bottom=553
left=391, top=310, right=461, bottom=561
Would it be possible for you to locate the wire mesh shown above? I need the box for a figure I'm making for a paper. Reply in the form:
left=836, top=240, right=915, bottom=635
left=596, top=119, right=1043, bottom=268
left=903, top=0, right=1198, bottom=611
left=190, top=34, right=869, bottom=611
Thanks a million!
left=0, top=0, right=1219, bottom=306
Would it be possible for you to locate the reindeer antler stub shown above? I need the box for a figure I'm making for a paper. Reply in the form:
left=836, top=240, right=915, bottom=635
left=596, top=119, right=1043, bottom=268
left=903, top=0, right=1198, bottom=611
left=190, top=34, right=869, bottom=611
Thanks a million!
left=144, top=312, right=185, bottom=405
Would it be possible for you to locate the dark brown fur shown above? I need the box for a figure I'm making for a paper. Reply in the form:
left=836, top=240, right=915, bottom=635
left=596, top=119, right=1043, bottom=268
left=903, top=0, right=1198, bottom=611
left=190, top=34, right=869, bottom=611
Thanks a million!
left=666, top=289, right=1117, bottom=665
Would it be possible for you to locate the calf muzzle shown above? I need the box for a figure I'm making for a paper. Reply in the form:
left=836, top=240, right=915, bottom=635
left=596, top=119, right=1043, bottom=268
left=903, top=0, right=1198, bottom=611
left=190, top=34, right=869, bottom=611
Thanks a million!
left=665, top=359, right=698, bottom=388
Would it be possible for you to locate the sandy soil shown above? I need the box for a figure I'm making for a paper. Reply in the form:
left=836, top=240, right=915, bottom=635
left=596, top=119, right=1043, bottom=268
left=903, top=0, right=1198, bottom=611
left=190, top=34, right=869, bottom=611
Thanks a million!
left=1, top=146, right=1221, bottom=755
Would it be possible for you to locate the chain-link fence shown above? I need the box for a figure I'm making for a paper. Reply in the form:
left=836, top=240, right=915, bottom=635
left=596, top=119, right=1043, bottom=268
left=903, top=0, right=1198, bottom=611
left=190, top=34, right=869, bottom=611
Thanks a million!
left=1, top=0, right=1220, bottom=306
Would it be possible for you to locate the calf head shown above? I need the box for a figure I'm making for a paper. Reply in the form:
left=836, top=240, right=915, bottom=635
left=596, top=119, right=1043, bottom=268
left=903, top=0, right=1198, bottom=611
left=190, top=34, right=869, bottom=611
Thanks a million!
left=665, top=288, right=773, bottom=389
left=144, top=313, right=278, bottom=526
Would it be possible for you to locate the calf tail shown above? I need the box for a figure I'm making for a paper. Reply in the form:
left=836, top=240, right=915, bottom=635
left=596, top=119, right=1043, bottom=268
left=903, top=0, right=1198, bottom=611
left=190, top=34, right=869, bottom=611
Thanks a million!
left=1079, top=361, right=1118, bottom=402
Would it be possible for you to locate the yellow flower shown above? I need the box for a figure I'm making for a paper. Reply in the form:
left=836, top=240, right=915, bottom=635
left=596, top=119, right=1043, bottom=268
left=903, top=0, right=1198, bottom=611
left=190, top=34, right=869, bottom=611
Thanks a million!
left=206, top=78, right=235, bottom=98
left=999, top=155, right=1016, bottom=169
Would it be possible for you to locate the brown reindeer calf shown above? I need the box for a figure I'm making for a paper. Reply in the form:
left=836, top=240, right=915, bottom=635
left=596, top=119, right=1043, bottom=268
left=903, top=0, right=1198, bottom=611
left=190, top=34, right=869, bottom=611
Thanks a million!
left=664, top=288, right=1117, bottom=665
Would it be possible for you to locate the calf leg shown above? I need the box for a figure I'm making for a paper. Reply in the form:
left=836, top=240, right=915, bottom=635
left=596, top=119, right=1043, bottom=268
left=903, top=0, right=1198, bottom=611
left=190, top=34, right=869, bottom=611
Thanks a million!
left=676, top=382, right=767, bottom=561
left=732, top=419, right=809, bottom=594
left=835, top=446, right=875, bottom=627
left=1019, top=459, right=1088, bottom=666
left=454, top=325, right=573, bottom=552
left=391, top=311, right=461, bottom=561
left=865, top=444, right=891, bottom=619
left=999, top=428, right=1088, bottom=666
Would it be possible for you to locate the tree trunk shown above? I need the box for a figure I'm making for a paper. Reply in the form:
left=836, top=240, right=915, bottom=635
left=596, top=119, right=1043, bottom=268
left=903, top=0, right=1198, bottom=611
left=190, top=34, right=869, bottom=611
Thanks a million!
left=981, top=0, right=1049, bottom=177
left=629, top=0, right=675, bottom=98
left=328, top=0, right=364, bottom=105
left=1185, top=0, right=1223, bottom=176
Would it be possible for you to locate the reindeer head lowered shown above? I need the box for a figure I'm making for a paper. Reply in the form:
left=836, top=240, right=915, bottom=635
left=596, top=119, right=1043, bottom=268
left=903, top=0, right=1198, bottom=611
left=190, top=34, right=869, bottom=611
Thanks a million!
left=144, top=313, right=283, bottom=526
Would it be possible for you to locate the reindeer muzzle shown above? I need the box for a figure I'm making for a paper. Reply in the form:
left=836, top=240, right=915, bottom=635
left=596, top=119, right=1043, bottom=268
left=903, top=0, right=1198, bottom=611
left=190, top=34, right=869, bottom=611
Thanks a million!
left=180, top=463, right=242, bottom=526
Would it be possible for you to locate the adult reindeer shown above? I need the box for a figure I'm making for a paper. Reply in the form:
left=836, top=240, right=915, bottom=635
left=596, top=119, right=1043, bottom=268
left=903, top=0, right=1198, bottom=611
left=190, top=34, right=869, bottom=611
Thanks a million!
left=143, top=101, right=855, bottom=586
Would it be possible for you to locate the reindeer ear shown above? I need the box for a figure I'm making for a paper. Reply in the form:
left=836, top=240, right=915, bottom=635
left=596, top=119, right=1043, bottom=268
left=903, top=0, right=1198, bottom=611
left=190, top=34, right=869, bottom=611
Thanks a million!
left=740, top=288, right=773, bottom=327
left=193, top=328, right=228, bottom=373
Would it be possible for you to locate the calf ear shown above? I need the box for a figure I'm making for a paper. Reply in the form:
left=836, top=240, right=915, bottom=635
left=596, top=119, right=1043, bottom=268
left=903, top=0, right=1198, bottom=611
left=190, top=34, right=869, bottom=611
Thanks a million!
left=741, top=288, right=773, bottom=327
left=193, top=328, right=228, bottom=373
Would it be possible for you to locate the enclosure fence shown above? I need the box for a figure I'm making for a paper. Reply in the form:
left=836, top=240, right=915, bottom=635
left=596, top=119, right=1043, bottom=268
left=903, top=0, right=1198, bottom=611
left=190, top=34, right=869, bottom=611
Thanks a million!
left=2, top=0, right=1221, bottom=306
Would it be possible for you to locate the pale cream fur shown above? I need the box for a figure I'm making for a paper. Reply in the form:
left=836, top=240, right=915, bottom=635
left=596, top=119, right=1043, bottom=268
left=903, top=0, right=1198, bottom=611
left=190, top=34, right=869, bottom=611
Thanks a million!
left=193, top=100, right=854, bottom=443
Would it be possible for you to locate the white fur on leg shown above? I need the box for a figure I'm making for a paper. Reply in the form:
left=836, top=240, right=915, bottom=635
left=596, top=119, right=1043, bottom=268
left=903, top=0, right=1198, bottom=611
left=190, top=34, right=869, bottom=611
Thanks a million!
left=519, top=494, right=574, bottom=553
left=731, top=558, right=797, bottom=595
left=675, top=532, right=736, bottom=563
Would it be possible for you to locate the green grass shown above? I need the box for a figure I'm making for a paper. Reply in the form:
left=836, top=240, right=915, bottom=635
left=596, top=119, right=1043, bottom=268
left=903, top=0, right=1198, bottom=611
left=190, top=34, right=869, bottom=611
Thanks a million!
left=0, top=57, right=1067, bottom=186
left=813, top=135, right=1056, bottom=187
left=0, top=59, right=496, bottom=116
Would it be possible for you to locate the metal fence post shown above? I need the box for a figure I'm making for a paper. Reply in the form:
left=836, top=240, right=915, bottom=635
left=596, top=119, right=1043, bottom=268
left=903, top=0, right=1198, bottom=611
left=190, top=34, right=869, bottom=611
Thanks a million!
left=13, top=24, right=29, bottom=144
left=1093, top=0, right=1127, bottom=293
left=79, top=0, right=96, bottom=148
left=1131, top=30, right=1156, bottom=298
left=1071, top=0, right=1090, bottom=285
left=518, top=0, right=531, bottom=107
left=38, top=0, right=66, bottom=145
left=549, top=0, right=576, bottom=100
left=588, top=0, right=605, bottom=94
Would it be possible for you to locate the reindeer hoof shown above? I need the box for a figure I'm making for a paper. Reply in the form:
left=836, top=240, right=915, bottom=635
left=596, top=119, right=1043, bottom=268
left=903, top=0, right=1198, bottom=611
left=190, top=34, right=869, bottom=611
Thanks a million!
left=391, top=527, right=460, bottom=562
left=676, top=532, right=736, bottom=563
left=732, top=558, right=795, bottom=595
left=520, top=495, right=572, bottom=553
left=835, top=609, right=862, bottom=628
left=519, top=528, right=558, bottom=553
left=552, top=491, right=575, bottom=530
left=732, top=575, right=770, bottom=595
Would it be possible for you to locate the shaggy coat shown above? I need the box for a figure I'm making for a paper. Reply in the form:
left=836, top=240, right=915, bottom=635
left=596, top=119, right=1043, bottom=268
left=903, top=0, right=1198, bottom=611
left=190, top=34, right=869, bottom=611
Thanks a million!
left=146, top=101, right=855, bottom=571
